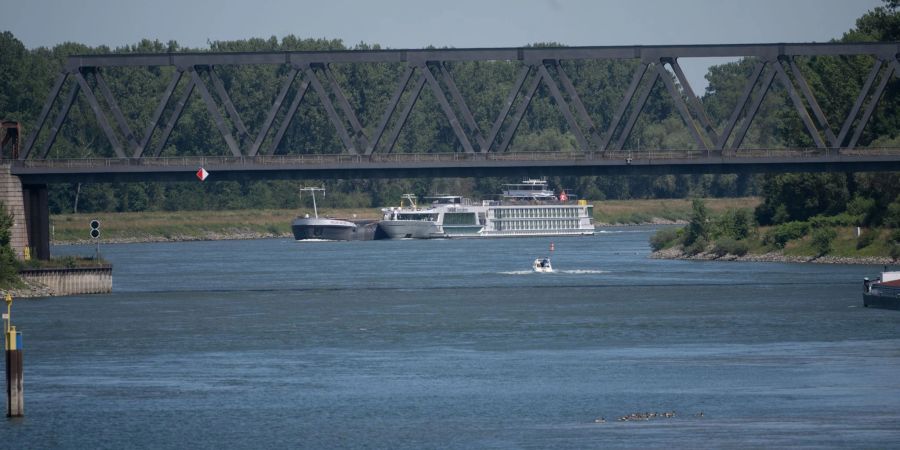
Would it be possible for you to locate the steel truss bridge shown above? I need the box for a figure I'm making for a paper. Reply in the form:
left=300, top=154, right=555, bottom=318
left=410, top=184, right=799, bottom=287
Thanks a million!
left=5, top=42, right=900, bottom=182
left=4, top=42, right=900, bottom=259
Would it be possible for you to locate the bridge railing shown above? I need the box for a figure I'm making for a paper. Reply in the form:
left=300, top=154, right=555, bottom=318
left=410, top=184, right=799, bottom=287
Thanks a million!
left=10, top=147, right=900, bottom=170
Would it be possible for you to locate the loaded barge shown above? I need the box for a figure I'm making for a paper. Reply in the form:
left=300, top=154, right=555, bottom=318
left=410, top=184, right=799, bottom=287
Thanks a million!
left=291, top=187, right=384, bottom=241
left=863, top=269, right=900, bottom=310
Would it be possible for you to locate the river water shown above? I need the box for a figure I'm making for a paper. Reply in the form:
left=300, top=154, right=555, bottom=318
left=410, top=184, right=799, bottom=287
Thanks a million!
left=2, top=226, right=899, bottom=448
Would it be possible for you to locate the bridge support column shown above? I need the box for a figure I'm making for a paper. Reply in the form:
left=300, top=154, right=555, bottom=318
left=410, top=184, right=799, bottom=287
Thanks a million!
left=22, top=184, right=49, bottom=261
left=0, top=165, right=29, bottom=260
left=0, top=165, right=50, bottom=260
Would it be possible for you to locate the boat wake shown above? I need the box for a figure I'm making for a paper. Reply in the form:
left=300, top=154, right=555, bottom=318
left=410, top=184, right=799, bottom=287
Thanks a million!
left=498, top=269, right=609, bottom=275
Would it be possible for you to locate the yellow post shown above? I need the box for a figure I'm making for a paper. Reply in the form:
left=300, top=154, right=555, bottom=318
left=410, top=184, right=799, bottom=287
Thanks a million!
left=5, top=292, right=23, bottom=416
left=3, top=293, right=10, bottom=348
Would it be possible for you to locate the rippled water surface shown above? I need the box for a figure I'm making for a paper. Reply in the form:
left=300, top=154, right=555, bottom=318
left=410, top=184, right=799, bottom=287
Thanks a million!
left=3, top=227, right=899, bottom=448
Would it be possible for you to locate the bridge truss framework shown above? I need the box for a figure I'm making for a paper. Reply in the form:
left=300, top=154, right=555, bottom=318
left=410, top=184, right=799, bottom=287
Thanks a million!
left=17, top=42, right=900, bottom=162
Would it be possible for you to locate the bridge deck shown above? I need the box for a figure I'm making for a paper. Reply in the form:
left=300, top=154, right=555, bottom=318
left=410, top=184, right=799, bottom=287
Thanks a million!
left=9, top=148, right=900, bottom=182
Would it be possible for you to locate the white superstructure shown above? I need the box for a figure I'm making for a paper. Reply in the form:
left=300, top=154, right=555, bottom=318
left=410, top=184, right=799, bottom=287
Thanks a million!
left=379, top=194, right=444, bottom=239
left=378, top=180, right=594, bottom=239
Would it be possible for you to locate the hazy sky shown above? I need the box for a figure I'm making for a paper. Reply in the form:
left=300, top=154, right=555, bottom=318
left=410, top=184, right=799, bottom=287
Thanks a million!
left=0, top=0, right=884, bottom=90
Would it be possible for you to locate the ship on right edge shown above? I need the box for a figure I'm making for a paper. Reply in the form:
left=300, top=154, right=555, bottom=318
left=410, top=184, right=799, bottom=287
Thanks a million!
left=863, top=269, right=900, bottom=310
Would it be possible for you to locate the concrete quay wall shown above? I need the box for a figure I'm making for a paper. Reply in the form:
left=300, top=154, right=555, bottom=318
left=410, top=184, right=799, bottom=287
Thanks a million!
left=19, top=266, right=112, bottom=296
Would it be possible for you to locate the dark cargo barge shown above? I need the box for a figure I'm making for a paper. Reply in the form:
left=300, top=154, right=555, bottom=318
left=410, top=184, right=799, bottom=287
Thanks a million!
left=291, top=216, right=383, bottom=241
left=863, top=270, right=900, bottom=310
left=291, top=186, right=385, bottom=241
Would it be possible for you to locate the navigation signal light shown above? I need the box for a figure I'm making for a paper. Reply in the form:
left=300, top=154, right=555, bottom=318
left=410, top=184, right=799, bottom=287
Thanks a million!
left=196, top=167, right=209, bottom=181
left=90, top=219, right=100, bottom=239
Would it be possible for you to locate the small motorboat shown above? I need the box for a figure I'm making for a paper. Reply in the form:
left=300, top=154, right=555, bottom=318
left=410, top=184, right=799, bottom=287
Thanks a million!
left=533, top=256, right=553, bottom=273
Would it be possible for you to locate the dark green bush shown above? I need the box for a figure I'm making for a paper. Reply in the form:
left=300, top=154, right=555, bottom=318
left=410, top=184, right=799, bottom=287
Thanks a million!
left=810, top=213, right=858, bottom=227
left=712, top=238, right=750, bottom=257
left=856, top=228, right=878, bottom=250
left=890, top=229, right=900, bottom=244
left=0, top=202, right=21, bottom=286
left=846, top=196, right=876, bottom=226
left=684, top=238, right=708, bottom=256
left=684, top=199, right=710, bottom=246
left=714, top=208, right=754, bottom=240
left=811, top=227, right=838, bottom=256
left=649, top=227, right=681, bottom=251
left=764, top=221, right=810, bottom=248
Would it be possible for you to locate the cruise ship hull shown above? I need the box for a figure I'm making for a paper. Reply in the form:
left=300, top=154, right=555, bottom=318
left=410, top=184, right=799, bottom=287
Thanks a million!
left=292, top=217, right=381, bottom=241
left=378, top=220, right=444, bottom=239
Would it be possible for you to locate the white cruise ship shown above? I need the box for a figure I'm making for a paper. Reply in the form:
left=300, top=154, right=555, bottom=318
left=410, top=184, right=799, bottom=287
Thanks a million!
left=379, top=180, right=594, bottom=239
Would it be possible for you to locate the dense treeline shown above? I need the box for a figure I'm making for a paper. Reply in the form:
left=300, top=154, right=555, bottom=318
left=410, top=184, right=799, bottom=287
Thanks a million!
left=0, top=3, right=898, bottom=214
left=753, top=2, right=900, bottom=231
left=648, top=2, right=900, bottom=259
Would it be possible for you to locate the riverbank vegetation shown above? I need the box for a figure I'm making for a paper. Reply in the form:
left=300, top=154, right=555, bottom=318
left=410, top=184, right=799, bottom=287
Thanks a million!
left=650, top=174, right=900, bottom=261
left=0, top=201, right=22, bottom=289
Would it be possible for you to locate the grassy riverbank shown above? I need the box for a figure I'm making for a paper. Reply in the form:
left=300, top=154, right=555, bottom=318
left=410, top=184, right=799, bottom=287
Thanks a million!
left=592, top=197, right=759, bottom=225
left=50, top=208, right=379, bottom=243
left=648, top=199, right=899, bottom=264
left=49, top=198, right=760, bottom=244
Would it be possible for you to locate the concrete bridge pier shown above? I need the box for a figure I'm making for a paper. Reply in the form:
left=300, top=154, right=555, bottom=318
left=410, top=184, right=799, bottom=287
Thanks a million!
left=1, top=165, right=49, bottom=260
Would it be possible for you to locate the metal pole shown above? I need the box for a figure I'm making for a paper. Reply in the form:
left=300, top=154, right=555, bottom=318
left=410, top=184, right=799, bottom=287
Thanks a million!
left=4, top=293, right=23, bottom=417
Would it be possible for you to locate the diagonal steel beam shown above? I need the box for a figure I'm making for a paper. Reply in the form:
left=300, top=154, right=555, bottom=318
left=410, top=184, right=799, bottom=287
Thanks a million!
left=614, top=66, right=660, bottom=151
left=485, top=65, right=530, bottom=153
left=788, top=58, right=838, bottom=146
left=74, top=71, right=126, bottom=158
left=21, top=72, right=67, bottom=159
left=192, top=69, right=242, bottom=156
left=837, top=59, right=881, bottom=147
left=384, top=72, right=427, bottom=154
left=153, top=76, right=195, bottom=157
left=437, top=62, right=487, bottom=151
left=553, top=60, right=600, bottom=143
left=323, top=64, right=370, bottom=150
left=717, top=61, right=765, bottom=149
left=537, top=63, right=590, bottom=151
left=601, top=63, right=648, bottom=151
left=209, top=67, right=250, bottom=140
left=39, top=79, right=79, bottom=159
left=730, top=65, right=777, bottom=150
left=266, top=76, right=310, bottom=156
left=94, top=69, right=140, bottom=153
left=772, top=59, right=826, bottom=148
left=248, top=68, right=298, bottom=156
left=366, top=65, right=414, bottom=155
left=669, top=58, right=716, bottom=144
left=848, top=59, right=898, bottom=150
left=497, top=68, right=544, bottom=153
left=135, top=69, right=182, bottom=158
left=656, top=62, right=708, bottom=150
left=304, top=65, right=357, bottom=155
left=420, top=63, right=475, bottom=153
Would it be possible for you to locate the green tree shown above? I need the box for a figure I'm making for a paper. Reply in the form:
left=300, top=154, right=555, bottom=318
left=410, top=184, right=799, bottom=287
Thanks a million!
left=0, top=201, right=20, bottom=286
left=811, top=227, right=838, bottom=257
left=755, top=173, right=849, bottom=225
left=715, top=208, right=754, bottom=240
left=684, top=198, right=710, bottom=246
